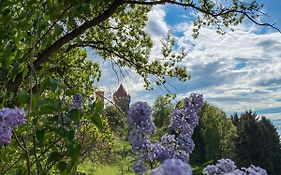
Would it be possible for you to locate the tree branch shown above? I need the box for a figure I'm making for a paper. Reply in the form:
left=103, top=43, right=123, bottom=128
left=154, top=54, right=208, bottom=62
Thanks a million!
left=125, top=0, right=280, bottom=32
left=7, top=0, right=123, bottom=93
left=33, top=0, right=123, bottom=70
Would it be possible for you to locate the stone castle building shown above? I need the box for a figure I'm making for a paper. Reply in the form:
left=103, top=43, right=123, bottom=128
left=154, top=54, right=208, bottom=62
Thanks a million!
left=113, top=84, right=130, bottom=114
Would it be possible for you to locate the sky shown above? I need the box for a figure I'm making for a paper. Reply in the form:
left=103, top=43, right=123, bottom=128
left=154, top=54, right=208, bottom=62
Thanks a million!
left=90, top=1, right=281, bottom=134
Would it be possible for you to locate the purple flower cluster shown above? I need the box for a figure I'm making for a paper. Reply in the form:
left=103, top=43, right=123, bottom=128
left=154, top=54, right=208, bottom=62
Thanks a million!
left=69, top=93, right=84, bottom=112
left=159, top=93, right=203, bottom=162
left=0, top=107, right=25, bottom=145
left=127, top=94, right=204, bottom=174
left=132, top=159, right=146, bottom=175
left=127, top=102, right=158, bottom=161
left=170, top=93, right=203, bottom=135
left=203, top=159, right=268, bottom=175
left=151, top=158, right=192, bottom=175
left=244, top=165, right=267, bottom=175
left=127, top=102, right=156, bottom=134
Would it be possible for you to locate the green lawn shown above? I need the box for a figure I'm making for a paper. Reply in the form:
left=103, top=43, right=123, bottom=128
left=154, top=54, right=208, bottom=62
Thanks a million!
left=78, top=161, right=135, bottom=175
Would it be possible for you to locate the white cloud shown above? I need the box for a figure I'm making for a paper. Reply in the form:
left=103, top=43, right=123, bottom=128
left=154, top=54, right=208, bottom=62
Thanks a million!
left=174, top=22, right=281, bottom=117
left=145, top=6, right=169, bottom=39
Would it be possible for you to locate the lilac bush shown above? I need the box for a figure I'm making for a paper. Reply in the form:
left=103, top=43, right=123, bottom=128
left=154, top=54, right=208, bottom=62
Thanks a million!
left=127, top=93, right=204, bottom=174
left=127, top=93, right=268, bottom=175
left=0, top=107, right=26, bottom=145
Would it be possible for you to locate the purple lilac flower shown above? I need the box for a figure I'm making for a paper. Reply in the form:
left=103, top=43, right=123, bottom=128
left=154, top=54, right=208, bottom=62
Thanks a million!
left=244, top=165, right=267, bottom=175
left=127, top=102, right=155, bottom=134
left=187, top=93, right=204, bottom=113
left=0, top=122, right=13, bottom=144
left=151, top=159, right=192, bottom=175
left=0, top=107, right=26, bottom=145
left=224, top=170, right=246, bottom=175
left=169, top=93, right=203, bottom=135
left=217, top=159, right=237, bottom=173
left=160, top=134, right=177, bottom=159
left=143, top=142, right=166, bottom=161
left=203, top=159, right=237, bottom=174
left=73, top=93, right=83, bottom=103
left=203, top=165, right=218, bottom=175
left=128, top=130, right=151, bottom=151
left=203, top=159, right=267, bottom=175
left=132, top=159, right=146, bottom=175
left=176, top=134, right=195, bottom=154
left=69, top=93, right=84, bottom=111
left=169, top=108, right=194, bottom=135
left=0, top=107, right=26, bottom=127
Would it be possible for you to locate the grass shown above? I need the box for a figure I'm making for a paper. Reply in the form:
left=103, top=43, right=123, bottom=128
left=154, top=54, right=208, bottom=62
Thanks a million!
left=78, top=161, right=135, bottom=175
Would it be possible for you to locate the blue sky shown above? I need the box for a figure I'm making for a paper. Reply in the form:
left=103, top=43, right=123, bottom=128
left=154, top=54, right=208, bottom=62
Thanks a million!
left=92, top=1, right=281, bottom=134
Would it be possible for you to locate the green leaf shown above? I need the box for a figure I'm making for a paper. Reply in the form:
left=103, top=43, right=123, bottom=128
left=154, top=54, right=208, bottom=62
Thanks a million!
left=47, top=151, right=61, bottom=163
left=94, top=101, right=103, bottom=114
left=50, top=78, right=60, bottom=92
left=67, top=143, right=81, bottom=163
left=58, top=161, right=67, bottom=173
left=0, top=90, right=5, bottom=98
left=18, top=90, right=29, bottom=104
left=67, top=130, right=75, bottom=141
left=36, top=129, right=45, bottom=144
left=68, top=109, right=81, bottom=122
left=90, top=113, right=103, bottom=130
left=90, top=101, right=104, bottom=129
left=39, top=78, right=60, bottom=94
left=65, top=89, right=79, bottom=96
left=39, top=77, right=50, bottom=94
left=39, top=99, right=60, bottom=114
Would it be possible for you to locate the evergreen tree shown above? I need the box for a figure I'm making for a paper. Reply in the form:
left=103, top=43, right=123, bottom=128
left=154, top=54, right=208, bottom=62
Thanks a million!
left=234, top=111, right=281, bottom=175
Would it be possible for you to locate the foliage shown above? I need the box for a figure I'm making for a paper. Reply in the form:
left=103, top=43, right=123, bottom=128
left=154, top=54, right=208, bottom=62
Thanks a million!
left=77, top=118, right=115, bottom=164
left=232, top=111, right=281, bottom=175
left=191, top=103, right=237, bottom=164
left=152, top=96, right=174, bottom=129
left=103, top=105, right=127, bottom=135
left=0, top=79, right=110, bottom=174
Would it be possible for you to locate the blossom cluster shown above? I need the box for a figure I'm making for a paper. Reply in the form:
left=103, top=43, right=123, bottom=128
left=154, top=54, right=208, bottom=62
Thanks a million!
left=203, top=159, right=267, bottom=175
left=127, top=93, right=204, bottom=174
left=127, top=102, right=157, bottom=173
left=69, top=93, right=84, bottom=112
left=161, top=93, right=203, bottom=162
left=0, top=107, right=26, bottom=145
left=151, top=159, right=192, bottom=175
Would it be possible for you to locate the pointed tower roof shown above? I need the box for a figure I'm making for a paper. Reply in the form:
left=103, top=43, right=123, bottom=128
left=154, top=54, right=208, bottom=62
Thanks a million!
left=114, top=84, right=128, bottom=97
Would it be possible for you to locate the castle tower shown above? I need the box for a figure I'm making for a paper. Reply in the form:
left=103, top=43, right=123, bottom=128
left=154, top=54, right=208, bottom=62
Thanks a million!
left=113, top=84, right=130, bottom=114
